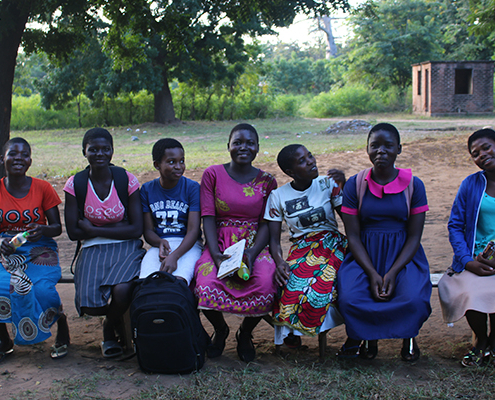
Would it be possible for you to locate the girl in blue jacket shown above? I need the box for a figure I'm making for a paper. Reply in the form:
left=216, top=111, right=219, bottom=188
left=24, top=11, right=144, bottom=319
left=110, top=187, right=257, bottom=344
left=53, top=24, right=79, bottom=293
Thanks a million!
left=439, top=128, right=495, bottom=367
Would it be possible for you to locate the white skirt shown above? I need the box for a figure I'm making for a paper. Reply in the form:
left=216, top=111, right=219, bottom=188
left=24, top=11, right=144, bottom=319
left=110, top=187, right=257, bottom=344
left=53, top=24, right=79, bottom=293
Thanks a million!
left=139, top=238, right=203, bottom=284
left=438, top=267, right=495, bottom=323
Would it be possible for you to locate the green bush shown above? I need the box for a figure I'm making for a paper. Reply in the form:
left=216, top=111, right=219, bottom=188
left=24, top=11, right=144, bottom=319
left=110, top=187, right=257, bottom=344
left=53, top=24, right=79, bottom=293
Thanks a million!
left=11, top=91, right=155, bottom=131
left=11, top=83, right=414, bottom=131
left=306, top=85, right=386, bottom=117
left=11, top=95, right=83, bottom=130
left=270, top=95, right=306, bottom=117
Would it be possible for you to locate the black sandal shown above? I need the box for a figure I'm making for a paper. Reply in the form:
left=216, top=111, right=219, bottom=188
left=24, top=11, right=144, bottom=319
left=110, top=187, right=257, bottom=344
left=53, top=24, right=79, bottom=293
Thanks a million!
left=236, top=328, right=256, bottom=362
left=461, top=348, right=485, bottom=367
left=337, top=344, right=361, bottom=358
left=401, top=338, right=420, bottom=362
left=207, top=324, right=229, bottom=358
left=359, top=340, right=378, bottom=360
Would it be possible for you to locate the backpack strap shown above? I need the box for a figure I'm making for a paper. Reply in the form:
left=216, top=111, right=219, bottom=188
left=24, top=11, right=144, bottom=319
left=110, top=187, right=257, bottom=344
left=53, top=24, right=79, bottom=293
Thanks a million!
left=356, top=168, right=372, bottom=213
left=73, top=167, right=90, bottom=219
left=70, top=165, right=129, bottom=273
left=109, top=166, right=129, bottom=217
left=403, top=176, right=415, bottom=217
left=355, top=168, right=414, bottom=217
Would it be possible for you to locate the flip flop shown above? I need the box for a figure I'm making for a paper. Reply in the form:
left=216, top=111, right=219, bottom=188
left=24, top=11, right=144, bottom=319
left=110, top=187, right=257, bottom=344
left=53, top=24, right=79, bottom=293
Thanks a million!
left=101, top=340, right=123, bottom=359
left=0, top=348, right=13, bottom=363
left=51, top=344, right=68, bottom=360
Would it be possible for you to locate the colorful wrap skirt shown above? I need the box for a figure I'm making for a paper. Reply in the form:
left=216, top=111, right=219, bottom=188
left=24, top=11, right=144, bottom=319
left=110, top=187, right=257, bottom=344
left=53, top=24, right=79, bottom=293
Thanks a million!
left=194, top=220, right=277, bottom=317
left=0, top=234, right=62, bottom=345
left=273, top=230, right=347, bottom=336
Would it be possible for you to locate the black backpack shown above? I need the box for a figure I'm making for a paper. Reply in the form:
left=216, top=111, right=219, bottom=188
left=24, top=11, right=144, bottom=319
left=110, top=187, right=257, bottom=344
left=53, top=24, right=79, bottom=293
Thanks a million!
left=130, top=271, right=210, bottom=374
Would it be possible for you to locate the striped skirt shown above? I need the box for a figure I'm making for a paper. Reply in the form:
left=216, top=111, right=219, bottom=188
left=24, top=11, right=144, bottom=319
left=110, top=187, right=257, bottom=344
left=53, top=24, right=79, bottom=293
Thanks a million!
left=74, top=239, right=145, bottom=315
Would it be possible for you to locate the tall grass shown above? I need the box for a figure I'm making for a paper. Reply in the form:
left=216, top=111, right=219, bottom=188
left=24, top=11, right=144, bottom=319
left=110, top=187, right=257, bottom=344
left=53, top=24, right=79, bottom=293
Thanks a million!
left=10, top=84, right=413, bottom=131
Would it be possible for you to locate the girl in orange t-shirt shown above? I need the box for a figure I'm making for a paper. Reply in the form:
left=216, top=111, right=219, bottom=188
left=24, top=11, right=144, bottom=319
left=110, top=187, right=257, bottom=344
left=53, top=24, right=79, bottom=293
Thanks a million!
left=0, top=137, right=69, bottom=361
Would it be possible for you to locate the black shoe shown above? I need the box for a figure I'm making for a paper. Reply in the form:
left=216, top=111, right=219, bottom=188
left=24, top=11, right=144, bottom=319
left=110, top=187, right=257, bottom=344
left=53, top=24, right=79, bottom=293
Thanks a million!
left=207, top=324, right=229, bottom=358
left=236, top=328, right=256, bottom=362
left=359, top=340, right=378, bottom=360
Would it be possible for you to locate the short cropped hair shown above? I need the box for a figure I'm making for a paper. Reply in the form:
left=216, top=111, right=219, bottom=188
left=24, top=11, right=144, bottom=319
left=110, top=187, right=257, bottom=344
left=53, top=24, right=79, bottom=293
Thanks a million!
left=3, top=137, right=31, bottom=156
left=228, top=123, right=259, bottom=144
left=82, top=127, right=113, bottom=154
left=152, top=138, right=184, bottom=162
left=367, top=123, right=401, bottom=145
left=468, top=128, right=495, bottom=153
left=277, top=144, right=304, bottom=174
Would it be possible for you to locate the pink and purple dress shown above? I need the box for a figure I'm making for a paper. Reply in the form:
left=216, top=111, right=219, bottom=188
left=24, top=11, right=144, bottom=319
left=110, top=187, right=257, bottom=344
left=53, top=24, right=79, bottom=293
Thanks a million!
left=194, top=165, right=277, bottom=317
left=337, top=168, right=432, bottom=340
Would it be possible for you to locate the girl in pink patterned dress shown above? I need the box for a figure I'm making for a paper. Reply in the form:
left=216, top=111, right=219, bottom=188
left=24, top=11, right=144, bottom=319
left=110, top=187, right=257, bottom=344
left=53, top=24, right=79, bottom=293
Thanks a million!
left=194, top=123, right=277, bottom=362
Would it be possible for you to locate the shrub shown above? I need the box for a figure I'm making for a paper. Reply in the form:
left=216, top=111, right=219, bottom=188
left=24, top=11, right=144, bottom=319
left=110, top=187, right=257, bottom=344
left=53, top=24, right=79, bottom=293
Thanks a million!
left=306, top=85, right=386, bottom=117
left=270, top=95, right=305, bottom=117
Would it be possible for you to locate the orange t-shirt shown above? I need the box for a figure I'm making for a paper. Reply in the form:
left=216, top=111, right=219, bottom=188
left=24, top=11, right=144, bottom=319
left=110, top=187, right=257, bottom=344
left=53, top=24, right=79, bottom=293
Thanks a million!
left=0, top=177, right=61, bottom=233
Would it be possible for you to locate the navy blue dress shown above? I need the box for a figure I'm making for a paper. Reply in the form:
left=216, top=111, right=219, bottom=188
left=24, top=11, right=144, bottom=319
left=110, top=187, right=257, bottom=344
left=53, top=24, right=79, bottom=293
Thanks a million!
left=337, top=170, right=432, bottom=340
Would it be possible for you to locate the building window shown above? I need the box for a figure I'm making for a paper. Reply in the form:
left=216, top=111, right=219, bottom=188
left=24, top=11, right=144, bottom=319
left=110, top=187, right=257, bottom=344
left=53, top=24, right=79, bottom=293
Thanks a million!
left=455, top=68, right=473, bottom=94
left=417, top=70, right=421, bottom=95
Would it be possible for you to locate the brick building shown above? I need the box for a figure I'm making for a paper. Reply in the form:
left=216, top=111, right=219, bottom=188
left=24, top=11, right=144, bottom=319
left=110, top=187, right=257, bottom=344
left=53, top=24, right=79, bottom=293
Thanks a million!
left=412, top=61, right=494, bottom=116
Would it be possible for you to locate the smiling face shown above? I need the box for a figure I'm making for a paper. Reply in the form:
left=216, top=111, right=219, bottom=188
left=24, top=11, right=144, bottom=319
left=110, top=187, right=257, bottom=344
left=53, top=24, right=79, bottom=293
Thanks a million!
left=2, top=142, right=32, bottom=177
left=367, top=129, right=401, bottom=169
left=154, top=147, right=186, bottom=189
left=286, top=146, right=318, bottom=183
left=84, top=137, right=113, bottom=168
left=228, top=129, right=259, bottom=166
left=470, top=137, right=495, bottom=172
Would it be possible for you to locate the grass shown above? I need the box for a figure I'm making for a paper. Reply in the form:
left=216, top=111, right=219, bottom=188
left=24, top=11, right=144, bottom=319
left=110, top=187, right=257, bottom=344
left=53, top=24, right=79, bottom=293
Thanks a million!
left=13, top=115, right=495, bottom=179
left=35, top=357, right=495, bottom=400
left=139, top=362, right=495, bottom=399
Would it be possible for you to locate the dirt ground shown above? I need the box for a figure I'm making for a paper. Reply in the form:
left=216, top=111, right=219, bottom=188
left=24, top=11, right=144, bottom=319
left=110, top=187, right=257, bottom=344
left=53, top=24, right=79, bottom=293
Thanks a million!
left=0, top=130, right=487, bottom=399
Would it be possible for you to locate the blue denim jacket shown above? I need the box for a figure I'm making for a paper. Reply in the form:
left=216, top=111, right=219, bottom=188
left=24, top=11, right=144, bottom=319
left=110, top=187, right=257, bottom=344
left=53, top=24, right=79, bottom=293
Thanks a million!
left=448, top=171, right=486, bottom=272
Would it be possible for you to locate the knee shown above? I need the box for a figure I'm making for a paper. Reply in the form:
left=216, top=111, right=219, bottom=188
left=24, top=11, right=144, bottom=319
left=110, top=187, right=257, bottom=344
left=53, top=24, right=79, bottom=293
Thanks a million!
left=111, top=282, right=135, bottom=304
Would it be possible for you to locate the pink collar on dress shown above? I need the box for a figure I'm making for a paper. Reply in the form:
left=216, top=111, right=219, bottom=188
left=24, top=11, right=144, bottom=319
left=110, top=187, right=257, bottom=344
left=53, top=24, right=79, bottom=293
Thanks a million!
left=365, top=168, right=412, bottom=198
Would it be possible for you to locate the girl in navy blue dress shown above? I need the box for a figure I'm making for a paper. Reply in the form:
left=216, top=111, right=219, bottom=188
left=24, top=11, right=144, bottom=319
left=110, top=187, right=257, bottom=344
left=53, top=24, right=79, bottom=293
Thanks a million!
left=337, top=123, right=431, bottom=361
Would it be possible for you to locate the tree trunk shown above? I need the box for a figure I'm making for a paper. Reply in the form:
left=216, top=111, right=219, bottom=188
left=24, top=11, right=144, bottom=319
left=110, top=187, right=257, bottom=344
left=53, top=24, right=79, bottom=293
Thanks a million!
left=154, top=69, right=177, bottom=124
left=319, top=16, right=338, bottom=59
left=77, top=94, right=82, bottom=127
left=201, top=90, right=214, bottom=120
left=0, top=1, right=32, bottom=177
left=129, top=96, right=133, bottom=125
left=189, top=84, right=196, bottom=120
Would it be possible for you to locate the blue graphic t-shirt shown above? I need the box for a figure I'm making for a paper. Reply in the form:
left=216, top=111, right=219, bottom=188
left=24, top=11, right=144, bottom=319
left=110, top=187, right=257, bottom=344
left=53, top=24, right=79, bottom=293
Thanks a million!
left=140, top=176, right=200, bottom=238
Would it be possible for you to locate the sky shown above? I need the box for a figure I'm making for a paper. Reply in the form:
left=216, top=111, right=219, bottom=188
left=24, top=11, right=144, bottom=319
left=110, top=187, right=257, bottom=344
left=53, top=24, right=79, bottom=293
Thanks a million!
left=262, top=13, right=349, bottom=47
left=259, top=2, right=362, bottom=48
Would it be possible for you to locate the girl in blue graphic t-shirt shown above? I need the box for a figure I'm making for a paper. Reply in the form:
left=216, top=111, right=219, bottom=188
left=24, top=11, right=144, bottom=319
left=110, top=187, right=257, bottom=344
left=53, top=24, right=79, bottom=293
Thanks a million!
left=139, top=138, right=202, bottom=284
